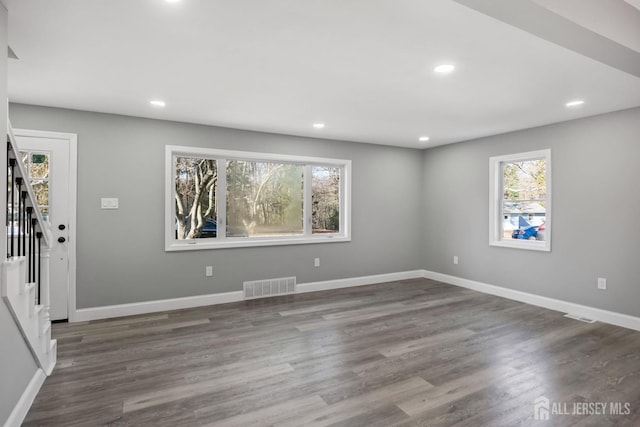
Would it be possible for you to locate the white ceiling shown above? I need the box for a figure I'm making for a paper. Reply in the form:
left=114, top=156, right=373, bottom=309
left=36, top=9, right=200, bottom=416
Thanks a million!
left=6, top=0, right=640, bottom=148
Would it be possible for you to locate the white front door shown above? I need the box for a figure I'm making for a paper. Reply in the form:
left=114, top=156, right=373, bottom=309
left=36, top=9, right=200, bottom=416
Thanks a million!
left=14, top=130, right=77, bottom=321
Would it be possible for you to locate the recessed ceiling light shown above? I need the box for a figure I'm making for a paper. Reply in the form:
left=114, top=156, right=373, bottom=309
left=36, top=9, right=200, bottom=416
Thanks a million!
left=166, top=0, right=181, bottom=3
left=419, top=136, right=430, bottom=142
left=434, top=64, right=455, bottom=74
left=565, top=100, right=584, bottom=107
left=313, top=123, right=325, bottom=129
left=150, top=99, right=166, bottom=108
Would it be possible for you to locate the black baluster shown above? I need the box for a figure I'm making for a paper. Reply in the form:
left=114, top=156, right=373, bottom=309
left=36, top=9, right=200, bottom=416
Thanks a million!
left=26, top=206, right=33, bottom=282
left=21, top=191, right=28, bottom=256
left=31, top=218, right=37, bottom=285
left=36, top=231, right=42, bottom=305
left=15, top=177, right=22, bottom=256
left=8, top=159, right=16, bottom=258
left=6, top=142, right=10, bottom=258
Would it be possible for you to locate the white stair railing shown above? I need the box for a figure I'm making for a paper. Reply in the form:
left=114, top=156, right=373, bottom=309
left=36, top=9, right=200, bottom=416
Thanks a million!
left=1, top=123, right=56, bottom=375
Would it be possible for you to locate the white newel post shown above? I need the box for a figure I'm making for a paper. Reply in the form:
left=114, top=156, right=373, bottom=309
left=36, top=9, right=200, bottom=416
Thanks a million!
left=40, top=228, right=52, bottom=320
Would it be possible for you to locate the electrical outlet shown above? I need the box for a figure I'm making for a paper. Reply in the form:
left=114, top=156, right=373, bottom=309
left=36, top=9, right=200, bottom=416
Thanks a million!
left=205, top=266, right=213, bottom=277
left=314, top=258, right=320, bottom=267
left=597, top=277, right=606, bottom=290
left=453, top=256, right=459, bottom=265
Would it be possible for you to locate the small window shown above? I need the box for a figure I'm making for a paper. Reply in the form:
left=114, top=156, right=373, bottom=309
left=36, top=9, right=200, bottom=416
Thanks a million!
left=489, top=149, right=551, bottom=251
left=166, top=146, right=351, bottom=251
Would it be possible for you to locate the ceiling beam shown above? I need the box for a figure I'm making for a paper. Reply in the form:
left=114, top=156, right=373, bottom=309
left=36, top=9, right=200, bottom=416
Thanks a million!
left=625, top=0, right=640, bottom=12
left=453, top=0, right=640, bottom=78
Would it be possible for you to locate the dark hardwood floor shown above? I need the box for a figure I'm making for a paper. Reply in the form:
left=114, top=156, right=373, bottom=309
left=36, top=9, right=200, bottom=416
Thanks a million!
left=23, top=278, right=640, bottom=426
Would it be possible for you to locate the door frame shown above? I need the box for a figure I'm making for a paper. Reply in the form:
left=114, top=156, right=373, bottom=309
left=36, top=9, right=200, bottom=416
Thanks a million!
left=13, top=128, right=78, bottom=321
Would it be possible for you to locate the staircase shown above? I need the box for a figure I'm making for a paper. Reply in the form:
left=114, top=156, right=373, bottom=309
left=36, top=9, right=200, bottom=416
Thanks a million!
left=1, top=123, right=56, bottom=375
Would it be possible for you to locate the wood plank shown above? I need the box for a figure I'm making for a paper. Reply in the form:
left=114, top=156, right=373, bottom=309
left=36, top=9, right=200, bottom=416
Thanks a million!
left=123, top=363, right=294, bottom=413
left=199, top=395, right=328, bottom=427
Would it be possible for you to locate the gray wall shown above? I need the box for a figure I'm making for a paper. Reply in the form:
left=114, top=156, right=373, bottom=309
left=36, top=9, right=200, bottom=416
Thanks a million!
left=422, top=107, right=640, bottom=318
left=0, top=304, right=39, bottom=425
left=9, top=104, right=424, bottom=309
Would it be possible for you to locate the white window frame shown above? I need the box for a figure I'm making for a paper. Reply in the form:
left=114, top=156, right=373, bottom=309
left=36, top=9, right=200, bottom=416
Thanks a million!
left=489, top=149, right=551, bottom=252
left=165, top=145, right=351, bottom=251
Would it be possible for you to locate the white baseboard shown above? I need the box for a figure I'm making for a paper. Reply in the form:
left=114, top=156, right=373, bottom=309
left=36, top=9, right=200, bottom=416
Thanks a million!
left=72, top=270, right=425, bottom=322
left=422, top=270, right=640, bottom=332
left=4, top=369, right=46, bottom=427
left=74, top=291, right=243, bottom=322
left=297, top=270, right=424, bottom=293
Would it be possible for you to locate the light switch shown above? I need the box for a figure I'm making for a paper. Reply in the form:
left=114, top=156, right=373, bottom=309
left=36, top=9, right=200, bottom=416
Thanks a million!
left=101, top=198, right=119, bottom=209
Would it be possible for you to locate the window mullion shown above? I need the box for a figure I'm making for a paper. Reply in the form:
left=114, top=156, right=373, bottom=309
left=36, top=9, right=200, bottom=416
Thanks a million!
left=304, top=164, right=312, bottom=236
left=340, top=165, right=346, bottom=237
left=498, top=162, right=505, bottom=240
left=217, top=158, right=227, bottom=241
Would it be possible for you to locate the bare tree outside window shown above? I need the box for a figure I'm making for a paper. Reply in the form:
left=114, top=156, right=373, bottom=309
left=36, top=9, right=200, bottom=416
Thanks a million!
left=175, top=157, right=217, bottom=239
left=226, top=160, right=303, bottom=237
left=312, top=166, right=340, bottom=234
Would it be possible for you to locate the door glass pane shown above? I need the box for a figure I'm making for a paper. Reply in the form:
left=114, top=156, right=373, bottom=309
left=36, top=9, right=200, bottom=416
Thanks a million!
left=226, top=160, right=303, bottom=237
left=32, top=180, right=49, bottom=207
left=18, top=150, right=52, bottom=218
left=312, top=166, right=340, bottom=234
left=20, top=151, right=29, bottom=169
left=30, top=153, right=50, bottom=179
left=39, top=207, right=49, bottom=222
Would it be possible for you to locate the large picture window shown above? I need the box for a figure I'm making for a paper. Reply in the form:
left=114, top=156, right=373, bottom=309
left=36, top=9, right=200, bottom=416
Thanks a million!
left=489, top=149, right=551, bottom=251
left=166, top=146, right=351, bottom=251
